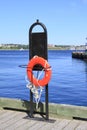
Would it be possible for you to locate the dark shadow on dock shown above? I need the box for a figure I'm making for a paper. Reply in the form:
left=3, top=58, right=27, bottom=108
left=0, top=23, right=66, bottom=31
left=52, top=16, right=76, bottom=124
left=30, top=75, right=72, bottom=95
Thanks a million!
left=22, top=100, right=49, bottom=120
left=3, top=100, right=49, bottom=120
left=73, top=117, right=87, bottom=121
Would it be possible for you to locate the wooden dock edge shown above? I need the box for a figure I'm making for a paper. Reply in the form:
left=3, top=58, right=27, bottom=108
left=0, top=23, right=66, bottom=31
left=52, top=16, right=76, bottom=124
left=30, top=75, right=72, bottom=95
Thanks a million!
left=0, top=98, right=87, bottom=119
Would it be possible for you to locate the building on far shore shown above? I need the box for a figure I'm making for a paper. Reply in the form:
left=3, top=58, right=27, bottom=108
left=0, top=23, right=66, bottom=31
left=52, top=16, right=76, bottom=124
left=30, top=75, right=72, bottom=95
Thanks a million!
left=85, top=43, right=87, bottom=54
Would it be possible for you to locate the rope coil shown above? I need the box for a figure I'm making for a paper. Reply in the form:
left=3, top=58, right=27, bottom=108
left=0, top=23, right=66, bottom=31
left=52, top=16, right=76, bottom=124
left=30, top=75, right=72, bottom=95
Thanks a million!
left=26, top=76, right=44, bottom=109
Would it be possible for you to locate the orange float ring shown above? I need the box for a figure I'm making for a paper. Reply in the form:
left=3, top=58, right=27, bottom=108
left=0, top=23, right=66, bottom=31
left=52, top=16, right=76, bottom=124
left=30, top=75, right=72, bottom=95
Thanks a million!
left=27, top=56, right=52, bottom=87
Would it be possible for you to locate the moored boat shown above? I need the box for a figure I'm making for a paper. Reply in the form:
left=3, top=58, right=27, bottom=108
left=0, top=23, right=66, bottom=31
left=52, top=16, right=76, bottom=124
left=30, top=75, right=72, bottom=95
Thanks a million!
left=72, top=43, right=87, bottom=60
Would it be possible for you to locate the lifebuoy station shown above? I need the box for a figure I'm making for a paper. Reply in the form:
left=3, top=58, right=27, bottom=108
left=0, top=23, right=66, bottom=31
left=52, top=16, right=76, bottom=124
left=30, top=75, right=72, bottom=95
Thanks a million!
left=1, top=21, right=87, bottom=128
left=26, top=20, right=52, bottom=120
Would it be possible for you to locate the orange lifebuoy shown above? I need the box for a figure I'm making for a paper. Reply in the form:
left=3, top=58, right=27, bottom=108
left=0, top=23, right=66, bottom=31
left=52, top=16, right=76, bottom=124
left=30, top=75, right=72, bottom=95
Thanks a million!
left=27, top=56, right=52, bottom=87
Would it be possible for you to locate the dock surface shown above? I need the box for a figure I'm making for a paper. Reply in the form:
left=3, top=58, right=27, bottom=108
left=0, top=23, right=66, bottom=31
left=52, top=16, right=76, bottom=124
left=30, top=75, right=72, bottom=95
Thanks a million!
left=0, top=110, right=87, bottom=130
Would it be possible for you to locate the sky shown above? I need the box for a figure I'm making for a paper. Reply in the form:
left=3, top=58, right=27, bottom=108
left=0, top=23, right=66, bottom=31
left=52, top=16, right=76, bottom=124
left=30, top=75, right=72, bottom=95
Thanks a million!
left=0, top=0, right=87, bottom=45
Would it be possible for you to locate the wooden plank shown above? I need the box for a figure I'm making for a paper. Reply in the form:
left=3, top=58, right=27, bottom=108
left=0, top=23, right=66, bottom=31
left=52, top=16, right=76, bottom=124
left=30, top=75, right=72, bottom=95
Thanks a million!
left=52, top=119, right=71, bottom=130
left=40, top=119, right=61, bottom=130
left=7, top=118, right=32, bottom=130
left=0, top=98, right=34, bottom=111
left=49, top=103, right=87, bottom=119
left=75, top=121, right=87, bottom=130
left=0, top=111, right=20, bottom=129
left=3, top=112, right=30, bottom=130
left=1, top=109, right=87, bottom=130
left=0, top=109, right=8, bottom=116
left=0, top=110, right=15, bottom=122
left=18, top=122, right=41, bottom=130
left=63, top=120, right=80, bottom=130
left=17, top=114, right=47, bottom=130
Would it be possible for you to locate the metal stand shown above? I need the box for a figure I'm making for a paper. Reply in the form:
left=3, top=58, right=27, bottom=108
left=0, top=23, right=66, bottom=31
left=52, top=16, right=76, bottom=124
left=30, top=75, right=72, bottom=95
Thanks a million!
left=28, top=20, right=49, bottom=120
left=29, top=84, right=49, bottom=120
left=29, top=90, right=34, bottom=118
left=45, top=84, right=49, bottom=120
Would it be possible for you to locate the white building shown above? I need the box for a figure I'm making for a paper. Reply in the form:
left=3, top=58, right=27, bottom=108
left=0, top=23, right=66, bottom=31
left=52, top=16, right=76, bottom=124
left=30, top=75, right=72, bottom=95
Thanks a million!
left=85, top=43, right=87, bottom=50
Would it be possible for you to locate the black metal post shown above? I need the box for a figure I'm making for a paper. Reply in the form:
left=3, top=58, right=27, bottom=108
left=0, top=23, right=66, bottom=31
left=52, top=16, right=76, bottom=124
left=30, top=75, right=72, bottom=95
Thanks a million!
left=28, top=20, right=49, bottom=120
left=29, top=89, right=34, bottom=118
left=45, top=84, right=49, bottom=120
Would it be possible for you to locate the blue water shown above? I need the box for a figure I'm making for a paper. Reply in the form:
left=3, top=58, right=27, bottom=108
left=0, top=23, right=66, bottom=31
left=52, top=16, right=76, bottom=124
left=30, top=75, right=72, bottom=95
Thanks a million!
left=0, top=50, right=87, bottom=106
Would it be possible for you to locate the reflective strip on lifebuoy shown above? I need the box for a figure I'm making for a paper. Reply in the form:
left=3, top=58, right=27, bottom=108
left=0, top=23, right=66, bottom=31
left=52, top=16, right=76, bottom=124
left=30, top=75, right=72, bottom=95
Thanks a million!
left=27, top=56, right=52, bottom=87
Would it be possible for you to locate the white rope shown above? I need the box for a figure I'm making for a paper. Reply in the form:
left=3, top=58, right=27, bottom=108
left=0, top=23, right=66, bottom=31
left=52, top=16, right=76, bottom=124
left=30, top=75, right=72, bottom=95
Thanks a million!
left=25, top=71, right=44, bottom=109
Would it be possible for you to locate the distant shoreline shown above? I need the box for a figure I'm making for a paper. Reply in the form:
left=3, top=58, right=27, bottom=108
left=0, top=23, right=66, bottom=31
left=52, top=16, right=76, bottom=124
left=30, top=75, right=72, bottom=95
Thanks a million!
left=0, top=48, right=71, bottom=51
left=0, top=47, right=69, bottom=50
left=0, top=44, right=86, bottom=50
